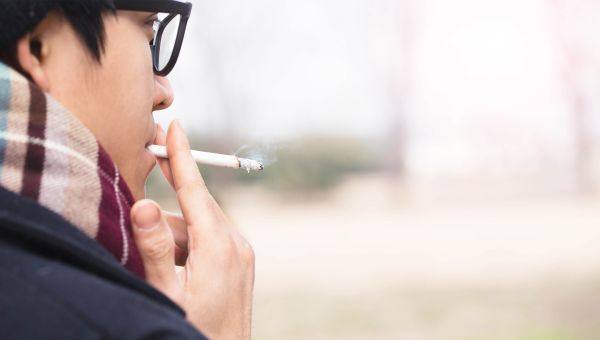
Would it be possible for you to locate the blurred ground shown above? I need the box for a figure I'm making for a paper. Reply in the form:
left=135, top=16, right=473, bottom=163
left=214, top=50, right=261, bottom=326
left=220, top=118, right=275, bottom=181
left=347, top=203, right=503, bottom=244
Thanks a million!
left=220, top=174, right=600, bottom=340
left=150, top=172, right=600, bottom=339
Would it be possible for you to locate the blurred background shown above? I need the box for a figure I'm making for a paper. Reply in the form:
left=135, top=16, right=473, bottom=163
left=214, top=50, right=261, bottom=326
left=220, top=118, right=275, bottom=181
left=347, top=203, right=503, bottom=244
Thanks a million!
left=148, top=0, right=600, bottom=339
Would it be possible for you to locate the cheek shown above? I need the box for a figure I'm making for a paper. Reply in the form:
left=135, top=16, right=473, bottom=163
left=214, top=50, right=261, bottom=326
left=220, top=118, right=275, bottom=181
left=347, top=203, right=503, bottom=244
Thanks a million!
left=97, top=42, right=155, bottom=136
left=101, top=21, right=155, bottom=107
left=104, top=50, right=154, bottom=101
left=86, top=60, right=154, bottom=165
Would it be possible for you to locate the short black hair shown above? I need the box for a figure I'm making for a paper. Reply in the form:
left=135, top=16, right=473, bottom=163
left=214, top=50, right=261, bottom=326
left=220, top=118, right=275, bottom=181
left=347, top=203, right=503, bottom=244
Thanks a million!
left=0, top=0, right=116, bottom=71
left=59, top=1, right=116, bottom=61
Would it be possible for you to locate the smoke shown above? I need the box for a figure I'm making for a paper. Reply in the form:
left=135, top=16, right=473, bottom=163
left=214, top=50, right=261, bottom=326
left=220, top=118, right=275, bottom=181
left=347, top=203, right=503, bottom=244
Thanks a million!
left=234, top=143, right=284, bottom=169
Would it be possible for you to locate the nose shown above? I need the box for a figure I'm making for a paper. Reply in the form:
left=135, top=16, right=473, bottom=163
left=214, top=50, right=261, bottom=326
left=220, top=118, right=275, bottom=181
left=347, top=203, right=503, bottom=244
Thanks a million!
left=152, top=76, right=174, bottom=111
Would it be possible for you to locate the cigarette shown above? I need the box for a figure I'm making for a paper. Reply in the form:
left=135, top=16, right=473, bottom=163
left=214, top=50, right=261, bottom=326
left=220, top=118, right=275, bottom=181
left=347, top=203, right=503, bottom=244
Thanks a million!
left=147, top=145, right=264, bottom=172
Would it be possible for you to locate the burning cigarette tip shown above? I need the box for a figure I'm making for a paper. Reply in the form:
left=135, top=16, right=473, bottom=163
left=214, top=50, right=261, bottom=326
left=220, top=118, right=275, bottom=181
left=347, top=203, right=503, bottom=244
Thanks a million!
left=239, top=158, right=264, bottom=172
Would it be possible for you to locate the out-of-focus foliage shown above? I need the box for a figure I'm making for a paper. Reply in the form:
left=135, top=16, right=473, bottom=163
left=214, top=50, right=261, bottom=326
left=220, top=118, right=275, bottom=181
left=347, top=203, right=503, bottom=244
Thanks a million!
left=230, top=137, right=386, bottom=192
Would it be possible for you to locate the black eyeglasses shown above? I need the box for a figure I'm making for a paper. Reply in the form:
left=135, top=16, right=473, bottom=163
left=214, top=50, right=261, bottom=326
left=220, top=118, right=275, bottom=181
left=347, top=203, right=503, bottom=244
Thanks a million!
left=113, top=0, right=192, bottom=76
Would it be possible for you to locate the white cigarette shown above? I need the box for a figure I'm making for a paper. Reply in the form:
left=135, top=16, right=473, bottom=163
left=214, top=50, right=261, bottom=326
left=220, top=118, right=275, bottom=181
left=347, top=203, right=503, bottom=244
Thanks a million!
left=147, top=145, right=264, bottom=172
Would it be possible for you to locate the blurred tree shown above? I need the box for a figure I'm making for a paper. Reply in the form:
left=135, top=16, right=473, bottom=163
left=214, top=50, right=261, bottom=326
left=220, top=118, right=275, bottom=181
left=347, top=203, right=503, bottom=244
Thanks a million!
left=385, top=0, right=416, bottom=198
left=195, top=136, right=386, bottom=194
left=548, top=0, right=596, bottom=194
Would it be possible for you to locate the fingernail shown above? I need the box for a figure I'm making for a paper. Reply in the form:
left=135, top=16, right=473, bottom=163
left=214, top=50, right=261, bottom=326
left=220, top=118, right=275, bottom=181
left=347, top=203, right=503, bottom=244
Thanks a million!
left=133, top=201, right=161, bottom=230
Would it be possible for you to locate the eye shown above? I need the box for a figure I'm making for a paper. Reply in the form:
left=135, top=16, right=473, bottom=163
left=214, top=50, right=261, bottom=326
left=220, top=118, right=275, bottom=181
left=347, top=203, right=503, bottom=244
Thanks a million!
left=145, top=16, right=160, bottom=42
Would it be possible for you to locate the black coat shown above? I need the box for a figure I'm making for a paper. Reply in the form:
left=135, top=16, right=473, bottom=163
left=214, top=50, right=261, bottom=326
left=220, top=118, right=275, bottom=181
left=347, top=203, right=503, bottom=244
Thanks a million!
left=0, top=187, right=206, bottom=339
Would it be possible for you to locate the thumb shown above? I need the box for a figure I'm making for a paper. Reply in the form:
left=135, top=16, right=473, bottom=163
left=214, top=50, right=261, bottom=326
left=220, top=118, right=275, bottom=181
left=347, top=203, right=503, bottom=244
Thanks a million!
left=131, top=199, right=179, bottom=295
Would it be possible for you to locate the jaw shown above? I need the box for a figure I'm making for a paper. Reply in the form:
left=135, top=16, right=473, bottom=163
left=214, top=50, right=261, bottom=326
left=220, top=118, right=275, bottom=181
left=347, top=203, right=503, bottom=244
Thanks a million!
left=117, top=147, right=157, bottom=201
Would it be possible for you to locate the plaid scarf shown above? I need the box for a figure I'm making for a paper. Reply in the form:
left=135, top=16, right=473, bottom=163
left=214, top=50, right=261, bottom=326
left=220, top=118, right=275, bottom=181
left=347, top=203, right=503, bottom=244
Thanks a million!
left=0, top=62, right=145, bottom=278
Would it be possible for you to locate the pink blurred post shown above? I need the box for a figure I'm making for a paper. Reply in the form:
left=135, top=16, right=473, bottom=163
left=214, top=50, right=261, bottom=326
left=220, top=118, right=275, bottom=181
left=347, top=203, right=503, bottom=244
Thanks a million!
left=548, top=0, right=594, bottom=194
left=388, top=0, right=416, bottom=200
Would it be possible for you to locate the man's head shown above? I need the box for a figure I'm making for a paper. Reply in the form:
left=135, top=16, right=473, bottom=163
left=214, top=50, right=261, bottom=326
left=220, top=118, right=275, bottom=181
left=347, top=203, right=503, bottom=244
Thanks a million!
left=0, top=0, right=191, bottom=200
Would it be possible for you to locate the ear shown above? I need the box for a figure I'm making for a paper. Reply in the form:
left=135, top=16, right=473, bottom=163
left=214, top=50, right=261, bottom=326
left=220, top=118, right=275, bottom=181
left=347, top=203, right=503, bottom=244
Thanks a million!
left=15, top=33, right=50, bottom=91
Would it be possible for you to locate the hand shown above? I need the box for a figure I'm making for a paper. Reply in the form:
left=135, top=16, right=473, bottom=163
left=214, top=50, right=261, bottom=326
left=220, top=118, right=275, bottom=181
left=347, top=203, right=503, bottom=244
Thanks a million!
left=130, top=121, right=255, bottom=339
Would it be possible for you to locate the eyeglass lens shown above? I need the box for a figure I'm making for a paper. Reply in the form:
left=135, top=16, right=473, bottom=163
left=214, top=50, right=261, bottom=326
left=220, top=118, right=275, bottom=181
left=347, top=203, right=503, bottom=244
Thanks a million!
left=156, top=14, right=182, bottom=72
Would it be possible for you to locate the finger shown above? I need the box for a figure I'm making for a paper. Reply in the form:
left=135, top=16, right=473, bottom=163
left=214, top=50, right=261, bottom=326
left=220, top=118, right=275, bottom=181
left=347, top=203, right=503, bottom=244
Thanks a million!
left=164, top=212, right=189, bottom=265
left=131, top=200, right=179, bottom=294
left=154, top=123, right=175, bottom=187
left=164, top=211, right=188, bottom=252
left=166, top=120, right=216, bottom=226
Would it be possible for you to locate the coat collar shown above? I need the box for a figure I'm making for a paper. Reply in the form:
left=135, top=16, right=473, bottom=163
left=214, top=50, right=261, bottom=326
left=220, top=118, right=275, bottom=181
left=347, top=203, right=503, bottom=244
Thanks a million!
left=0, top=186, right=184, bottom=316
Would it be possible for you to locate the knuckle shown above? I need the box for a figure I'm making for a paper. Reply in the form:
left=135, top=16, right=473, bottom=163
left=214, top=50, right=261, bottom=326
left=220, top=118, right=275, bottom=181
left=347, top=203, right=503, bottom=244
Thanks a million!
left=234, top=235, right=254, bottom=259
left=140, top=231, right=173, bottom=262
left=231, top=235, right=255, bottom=266
left=241, top=243, right=255, bottom=266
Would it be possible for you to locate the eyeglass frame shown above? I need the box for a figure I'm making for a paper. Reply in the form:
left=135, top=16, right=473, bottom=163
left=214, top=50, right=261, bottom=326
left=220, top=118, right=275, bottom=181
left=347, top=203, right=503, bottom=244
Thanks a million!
left=113, top=0, right=192, bottom=76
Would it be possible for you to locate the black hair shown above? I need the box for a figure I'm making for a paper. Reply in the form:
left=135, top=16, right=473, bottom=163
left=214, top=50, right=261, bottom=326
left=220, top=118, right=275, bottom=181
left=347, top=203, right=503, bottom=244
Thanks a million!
left=58, top=1, right=116, bottom=61
left=0, top=0, right=116, bottom=70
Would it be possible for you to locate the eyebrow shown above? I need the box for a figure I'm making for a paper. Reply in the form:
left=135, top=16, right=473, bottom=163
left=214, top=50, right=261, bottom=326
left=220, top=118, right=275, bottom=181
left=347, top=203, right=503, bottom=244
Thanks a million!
left=127, top=10, right=156, bottom=19
left=140, top=12, right=158, bottom=20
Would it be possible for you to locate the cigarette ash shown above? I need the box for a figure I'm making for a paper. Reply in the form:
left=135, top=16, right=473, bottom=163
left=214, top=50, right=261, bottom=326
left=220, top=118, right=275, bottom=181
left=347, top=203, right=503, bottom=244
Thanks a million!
left=238, top=158, right=264, bottom=173
left=235, top=144, right=281, bottom=173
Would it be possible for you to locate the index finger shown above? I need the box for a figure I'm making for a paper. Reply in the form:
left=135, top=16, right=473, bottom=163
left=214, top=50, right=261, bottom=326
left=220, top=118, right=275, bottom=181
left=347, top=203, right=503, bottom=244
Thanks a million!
left=166, top=120, right=215, bottom=226
left=154, top=123, right=174, bottom=187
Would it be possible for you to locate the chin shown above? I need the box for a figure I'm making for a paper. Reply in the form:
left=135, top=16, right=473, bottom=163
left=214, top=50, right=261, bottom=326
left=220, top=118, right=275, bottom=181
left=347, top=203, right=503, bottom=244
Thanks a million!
left=130, top=148, right=158, bottom=201
left=131, top=185, right=146, bottom=201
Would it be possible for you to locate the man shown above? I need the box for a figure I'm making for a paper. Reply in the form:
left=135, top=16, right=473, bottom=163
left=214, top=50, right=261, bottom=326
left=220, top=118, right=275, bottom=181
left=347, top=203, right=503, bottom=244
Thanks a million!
left=0, top=1, right=255, bottom=339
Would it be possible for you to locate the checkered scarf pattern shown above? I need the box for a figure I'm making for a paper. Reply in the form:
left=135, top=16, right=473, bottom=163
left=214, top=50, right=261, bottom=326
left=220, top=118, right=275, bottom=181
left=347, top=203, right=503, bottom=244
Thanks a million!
left=0, top=62, right=145, bottom=278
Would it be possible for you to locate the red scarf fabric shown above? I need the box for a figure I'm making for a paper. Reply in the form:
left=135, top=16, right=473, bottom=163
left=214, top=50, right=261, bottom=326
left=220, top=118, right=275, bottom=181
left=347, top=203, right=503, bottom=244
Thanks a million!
left=0, top=63, right=145, bottom=278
